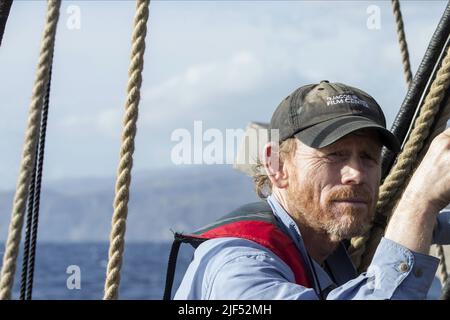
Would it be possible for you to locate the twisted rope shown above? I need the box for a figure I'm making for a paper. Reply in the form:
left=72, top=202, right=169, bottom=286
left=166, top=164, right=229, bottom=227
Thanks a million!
left=22, top=64, right=52, bottom=301
left=436, top=244, right=449, bottom=285
left=103, top=0, right=150, bottom=300
left=391, top=0, right=413, bottom=87
left=350, top=45, right=450, bottom=271
left=377, top=54, right=450, bottom=214
left=423, top=96, right=450, bottom=287
left=0, top=0, right=60, bottom=300
left=20, top=151, right=37, bottom=300
left=20, top=65, right=52, bottom=300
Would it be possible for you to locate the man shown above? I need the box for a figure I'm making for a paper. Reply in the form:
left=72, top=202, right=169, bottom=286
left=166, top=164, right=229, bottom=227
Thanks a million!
left=173, top=81, right=450, bottom=299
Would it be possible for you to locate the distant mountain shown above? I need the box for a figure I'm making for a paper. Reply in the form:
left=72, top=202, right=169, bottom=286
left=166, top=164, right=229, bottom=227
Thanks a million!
left=0, top=166, right=259, bottom=242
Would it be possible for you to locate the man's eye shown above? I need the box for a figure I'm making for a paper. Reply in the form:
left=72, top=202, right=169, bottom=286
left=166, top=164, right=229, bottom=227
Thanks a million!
left=362, top=153, right=379, bottom=163
left=327, top=152, right=345, bottom=159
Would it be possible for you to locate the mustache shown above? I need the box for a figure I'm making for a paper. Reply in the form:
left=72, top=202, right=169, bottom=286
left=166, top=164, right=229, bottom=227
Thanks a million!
left=327, top=187, right=373, bottom=203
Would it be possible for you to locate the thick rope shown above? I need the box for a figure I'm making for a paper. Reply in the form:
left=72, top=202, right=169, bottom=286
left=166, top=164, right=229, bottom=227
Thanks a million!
left=351, top=0, right=417, bottom=269
left=350, top=1, right=449, bottom=271
left=103, top=0, right=150, bottom=300
left=350, top=45, right=450, bottom=270
left=20, top=151, right=38, bottom=300
left=381, top=2, right=450, bottom=179
left=436, top=244, right=449, bottom=285
left=20, top=68, right=52, bottom=298
left=25, top=65, right=53, bottom=300
left=424, top=96, right=450, bottom=288
left=425, top=87, right=450, bottom=287
left=391, top=0, right=413, bottom=88
left=0, top=0, right=60, bottom=300
left=378, top=54, right=450, bottom=215
left=0, top=0, right=13, bottom=47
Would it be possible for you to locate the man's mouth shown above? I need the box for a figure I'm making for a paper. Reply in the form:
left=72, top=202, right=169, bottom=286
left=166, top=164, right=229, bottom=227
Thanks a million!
left=333, top=199, right=368, bottom=205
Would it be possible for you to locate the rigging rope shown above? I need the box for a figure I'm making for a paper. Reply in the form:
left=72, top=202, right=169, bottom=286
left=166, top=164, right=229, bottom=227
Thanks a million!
left=388, top=1, right=449, bottom=286
left=421, top=84, right=450, bottom=291
left=436, top=243, right=449, bottom=285
left=0, top=0, right=60, bottom=300
left=391, top=0, right=413, bottom=87
left=350, top=0, right=447, bottom=270
left=0, top=0, right=13, bottom=47
left=20, top=151, right=38, bottom=299
left=423, top=84, right=450, bottom=298
left=381, top=2, right=450, bottom=179
left=349, top=45, right=450, bottom=271
left=103, top=0, right=150, bottom=300
left=20, top=64, right=53, bottom=300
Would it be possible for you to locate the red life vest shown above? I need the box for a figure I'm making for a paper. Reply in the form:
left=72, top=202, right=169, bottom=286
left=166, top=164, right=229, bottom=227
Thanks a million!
left=163, top=201, right=312, bottom=300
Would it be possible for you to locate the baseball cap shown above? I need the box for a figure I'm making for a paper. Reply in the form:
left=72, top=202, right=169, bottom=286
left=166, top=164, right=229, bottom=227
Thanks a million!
left=269, top=81, right=400, bottom=152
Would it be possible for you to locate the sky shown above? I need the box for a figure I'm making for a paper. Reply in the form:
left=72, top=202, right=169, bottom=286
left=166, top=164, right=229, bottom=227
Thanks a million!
left=0, top=0, right=448, bottom=190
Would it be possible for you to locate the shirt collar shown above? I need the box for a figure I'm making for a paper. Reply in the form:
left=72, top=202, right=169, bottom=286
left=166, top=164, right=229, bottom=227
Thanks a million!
left=266, top=194, right=304, bottom=245
left=266, top=195, right=334, bottom=291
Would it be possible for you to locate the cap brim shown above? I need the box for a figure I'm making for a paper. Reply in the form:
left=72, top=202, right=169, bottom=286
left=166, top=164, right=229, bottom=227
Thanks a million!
left=294, top=116, right=400, bottom=152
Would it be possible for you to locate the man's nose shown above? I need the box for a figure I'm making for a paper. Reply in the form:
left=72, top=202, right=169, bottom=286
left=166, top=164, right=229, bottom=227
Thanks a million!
left=341, top=157, right=365, bottom=185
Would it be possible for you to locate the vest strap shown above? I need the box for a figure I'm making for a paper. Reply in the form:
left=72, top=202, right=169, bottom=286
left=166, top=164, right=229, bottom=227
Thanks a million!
left=163, top=202, right=312, bottom=299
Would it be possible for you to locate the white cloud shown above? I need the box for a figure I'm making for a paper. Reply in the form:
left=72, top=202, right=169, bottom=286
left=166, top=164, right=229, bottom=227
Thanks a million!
left=141, top=50, right=263, bottom=125
left=96, top=108, right=122, bottom=138
left=140, top=3, right=397, bottom=129
left=0, top=0, right=447, bottom=188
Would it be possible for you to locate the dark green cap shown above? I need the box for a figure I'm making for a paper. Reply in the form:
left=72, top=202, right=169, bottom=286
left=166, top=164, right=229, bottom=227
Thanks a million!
left=269, top=81, right=400, bottom=152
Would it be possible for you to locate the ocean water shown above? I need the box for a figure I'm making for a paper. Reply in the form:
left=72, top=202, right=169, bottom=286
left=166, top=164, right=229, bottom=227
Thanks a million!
left=0, top=242, right=194, bottom=300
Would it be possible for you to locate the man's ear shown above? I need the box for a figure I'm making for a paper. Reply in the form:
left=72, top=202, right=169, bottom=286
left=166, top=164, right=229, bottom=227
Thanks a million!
left=263, top=142, right=289, bottom=189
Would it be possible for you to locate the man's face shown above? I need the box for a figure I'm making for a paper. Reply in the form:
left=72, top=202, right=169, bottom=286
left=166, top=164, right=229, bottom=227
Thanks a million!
left=285, top=129, right=382, bottom=241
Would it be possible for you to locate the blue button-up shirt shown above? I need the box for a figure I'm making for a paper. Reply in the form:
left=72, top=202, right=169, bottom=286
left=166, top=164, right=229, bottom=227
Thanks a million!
left=175, top=195, right=449, bottom=300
